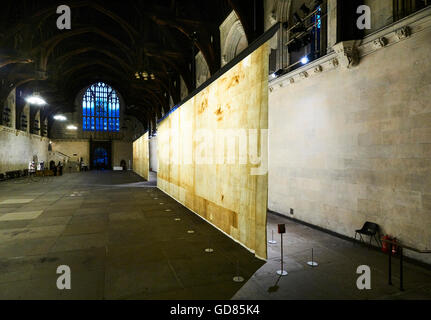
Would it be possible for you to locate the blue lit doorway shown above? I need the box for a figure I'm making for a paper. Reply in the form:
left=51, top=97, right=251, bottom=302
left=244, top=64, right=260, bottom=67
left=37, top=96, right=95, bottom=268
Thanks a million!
left=94, top=148, right=108, bottom=170
left=90, top=140, right=112, bottom=170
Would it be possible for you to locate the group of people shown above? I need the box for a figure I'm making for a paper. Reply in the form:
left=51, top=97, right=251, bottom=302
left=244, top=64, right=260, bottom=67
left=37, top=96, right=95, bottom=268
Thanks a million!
left=50, top=161, right=64, bottom=176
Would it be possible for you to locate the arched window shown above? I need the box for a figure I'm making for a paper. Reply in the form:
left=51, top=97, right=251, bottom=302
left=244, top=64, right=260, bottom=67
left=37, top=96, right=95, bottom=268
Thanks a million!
left=82, top=82, right=120, bottom=132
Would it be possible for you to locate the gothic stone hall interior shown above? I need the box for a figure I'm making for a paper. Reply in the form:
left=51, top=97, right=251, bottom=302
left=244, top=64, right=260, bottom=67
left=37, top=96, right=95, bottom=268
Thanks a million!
left=0, top=0, right=430, bottom=300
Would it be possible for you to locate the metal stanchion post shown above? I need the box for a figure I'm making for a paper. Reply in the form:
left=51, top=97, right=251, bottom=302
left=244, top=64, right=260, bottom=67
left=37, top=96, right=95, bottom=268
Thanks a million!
left=400, top=247, right=404, bottom=291
left=388, top=243, right=393, bottom=286
left=307, top=248, right=319, bottom=267
left=268, top=230, right=277, bottom=244
left=276, top=224, right=288, bottom=276
left=233, top=260, right=244, bottom=283
left=205, top=236, right=214, bottom=253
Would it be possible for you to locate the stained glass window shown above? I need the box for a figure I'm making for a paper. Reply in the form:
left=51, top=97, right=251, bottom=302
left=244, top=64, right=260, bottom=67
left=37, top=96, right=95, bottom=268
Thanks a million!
left=82, top=82, right=120, bottom=132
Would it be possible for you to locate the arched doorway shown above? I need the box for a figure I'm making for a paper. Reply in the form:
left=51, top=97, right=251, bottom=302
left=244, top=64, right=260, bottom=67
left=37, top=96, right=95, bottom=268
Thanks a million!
left=94, top=147, right=109, bottom=170
left=90, top=140, right=112, bottom=170
left=120, top=160, right=127, bottom=171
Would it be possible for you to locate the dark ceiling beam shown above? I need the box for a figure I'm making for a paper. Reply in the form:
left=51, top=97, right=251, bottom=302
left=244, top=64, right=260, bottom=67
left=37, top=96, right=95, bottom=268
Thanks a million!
left=2, top=1, right=139, bottom=45
left=0, top=54, right=33, bottom=68
left=148, top=15, right=219, bottom=75
left=34, top=27, right=133, bottom=69
left=52, top=47, right=133, bottom=74
left=61, top=61, right=126, bottom=81
left=1, top=1, right=238, bottom=127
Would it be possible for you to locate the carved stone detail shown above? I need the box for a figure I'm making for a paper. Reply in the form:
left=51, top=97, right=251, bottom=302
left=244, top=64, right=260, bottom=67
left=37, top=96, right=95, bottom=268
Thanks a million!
left=333, top=41, right=359, bottom=69
left=373, top=37, right=388, bottom=49
left=289, top=78, right=295, bottom=84
left=395, top=26, right=411, bottom=40
left=300, top=72, right=308, bottom=79
left=332, top=58, right=339, bottom=67
left=314, top=65, right=323, bottom=73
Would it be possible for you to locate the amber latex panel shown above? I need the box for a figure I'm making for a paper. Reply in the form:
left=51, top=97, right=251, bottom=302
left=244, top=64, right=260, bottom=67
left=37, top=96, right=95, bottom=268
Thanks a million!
left=151, top=44, right=269, bottom=259
left=133, top=132, right=149, bottom=181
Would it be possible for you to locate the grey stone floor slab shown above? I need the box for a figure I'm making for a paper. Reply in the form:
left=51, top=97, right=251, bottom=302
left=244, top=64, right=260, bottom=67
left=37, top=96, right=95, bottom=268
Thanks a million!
left=0, top=171, right=430, bottom=300
left=0, top=171, right=262, bottom=300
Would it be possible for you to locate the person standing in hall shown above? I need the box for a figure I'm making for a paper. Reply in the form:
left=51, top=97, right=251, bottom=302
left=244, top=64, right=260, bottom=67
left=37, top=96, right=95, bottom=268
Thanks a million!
left=58, top=161, right=63, bottom=176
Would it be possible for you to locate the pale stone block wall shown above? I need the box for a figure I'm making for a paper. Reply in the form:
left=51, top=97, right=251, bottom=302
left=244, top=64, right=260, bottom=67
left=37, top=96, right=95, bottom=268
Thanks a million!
left=364, top=0, right=394, bottom=34
left=180, top=76, right=188, bottom=101
left=5, top=89, right=16, bottom=129
left=51, top=140, right=90, bottom=165
left=268, top=28, right=431, bottom=262
left=220, top=10, right=248, bottom=67
left=195, top=51, right=211, bottom=88
left=112, top=141, right=133, bottom=169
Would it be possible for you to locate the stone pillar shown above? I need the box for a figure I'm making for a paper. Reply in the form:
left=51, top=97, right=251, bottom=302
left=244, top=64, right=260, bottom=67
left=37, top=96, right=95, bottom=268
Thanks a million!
left=327, top=0, right=339, bottom=52
left=29, top=107, right=37, bottom=134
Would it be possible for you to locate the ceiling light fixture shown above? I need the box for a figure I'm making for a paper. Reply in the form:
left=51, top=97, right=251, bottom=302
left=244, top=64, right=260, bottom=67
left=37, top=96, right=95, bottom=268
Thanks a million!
left=54, top=115, right=67, bottom=121
left=66, top=125, right=78, bottom=131
left=25, top=92, right=47, bottom=106
left=134, top=71, right=155, bottom=81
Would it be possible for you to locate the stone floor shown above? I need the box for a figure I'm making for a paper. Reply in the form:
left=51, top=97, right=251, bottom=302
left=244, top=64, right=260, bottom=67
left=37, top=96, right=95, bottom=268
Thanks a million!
left=0, top=171, right=430, bottom=300
left=0, top=171, right=263, bottom=300
left=234, top=214, right=431, bottom=300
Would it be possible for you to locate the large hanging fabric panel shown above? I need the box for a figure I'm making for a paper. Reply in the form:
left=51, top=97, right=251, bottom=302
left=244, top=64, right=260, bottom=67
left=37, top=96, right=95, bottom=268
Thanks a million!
left=133, top=132, right=149, bottom=181
left=157, top=43, right=269, bottom=259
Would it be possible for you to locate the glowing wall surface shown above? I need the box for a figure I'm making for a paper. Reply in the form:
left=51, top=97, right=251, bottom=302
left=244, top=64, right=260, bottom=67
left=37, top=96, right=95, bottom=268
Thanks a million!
left=157, top=43, right=269, bottom=259
left=133, top=132, right=149, bottom=181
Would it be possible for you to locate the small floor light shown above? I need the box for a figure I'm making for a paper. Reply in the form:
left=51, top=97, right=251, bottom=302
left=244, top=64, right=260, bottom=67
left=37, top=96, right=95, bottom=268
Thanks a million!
left=301, top=56, right=310, bottom=65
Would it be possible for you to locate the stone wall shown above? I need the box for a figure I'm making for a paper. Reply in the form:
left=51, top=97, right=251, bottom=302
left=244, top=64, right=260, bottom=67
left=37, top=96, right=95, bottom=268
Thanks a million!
left=112, top=140, right=133, bottom=169
left=268, top=15, right=431, bottom=262
left=51, top=140, right=90, bottom=165
left=220, top=10, right=248, bottom=67
left=364, top=0, right=394, bottom=34
left=0, top=126, right=49, bottom=173
left=195, top=51, right=211, bottom=88
left=4, top=89, right=16, bottom=129
left=51, top=139, right=133, bottom=169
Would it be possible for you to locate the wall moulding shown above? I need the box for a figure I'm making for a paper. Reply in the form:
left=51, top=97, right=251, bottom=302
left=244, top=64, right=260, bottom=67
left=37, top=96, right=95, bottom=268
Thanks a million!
left=269, top=6, right=431, bottom=92
left=1, top=125, right=49, bottom=142
left=333, top=41, right=360, bottom=69
left=358, top=6, right=431, bottom=58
